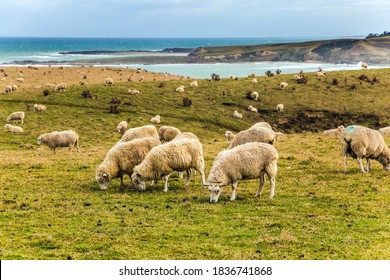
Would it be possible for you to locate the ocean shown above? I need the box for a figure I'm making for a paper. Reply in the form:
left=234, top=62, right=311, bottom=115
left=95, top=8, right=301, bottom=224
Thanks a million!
left=0, top=36, right=380, bottom=78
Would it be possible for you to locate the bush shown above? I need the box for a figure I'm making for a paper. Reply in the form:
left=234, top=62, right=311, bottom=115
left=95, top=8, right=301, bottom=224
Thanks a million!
left=182, top=97, right=192, bottom=107
left=43, top=89, right=50, bottom=96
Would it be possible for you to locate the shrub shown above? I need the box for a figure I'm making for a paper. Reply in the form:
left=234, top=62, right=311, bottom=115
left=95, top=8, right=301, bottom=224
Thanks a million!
left=182, top=97, right=192, bottom=107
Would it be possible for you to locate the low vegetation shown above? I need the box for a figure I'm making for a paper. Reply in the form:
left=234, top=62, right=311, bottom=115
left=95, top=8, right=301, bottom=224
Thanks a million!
left=1, top=67, right=390, bottom=259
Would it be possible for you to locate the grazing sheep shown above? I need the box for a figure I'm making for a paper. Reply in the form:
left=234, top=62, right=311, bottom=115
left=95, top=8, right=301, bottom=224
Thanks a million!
left=379, top=127, right=390, bottom=136
left=276, top=103, right=284, bottom=113
left=206, top=142, right=278, bottom=202
left=158, top=125, right=182, bottom=143
left=4, top=85, right=12, bottom=94
left=34, top=104, right=47, bottom=111
left=54, top=83, right=67, bottom=92
left=37, top=130, right=79, bottom=154
left=128, top=89, right=140, bottom=95
left=228, top=126, right=275, bottom=149
left=249, top=91, right=259, bottom=101
left=274, top=132, right=286, bottom=141
left=322, top=125, right=344, bottom=138
left=12, top=85, right=18, bottom=91
left=224, top=131, right=236, bottom=142
left=132, top=138, right=207, bottom=192
left=341, top=125, right=390, bottom=172
left=229, top=74, right=236, bottom=80
left=315, top=71, right=325, bottom=76
left=95, top=137, right=161, bottom=190
left=280, top=82, right=288, bottom=90
left=175, top=85, right=185, bottom=93
left=250, top=121, right=272, bottom=129
left=248, top=73, right=256, bottom=78
left=116, top=121, right=128, bottom=135
left=6, top=111, right=25, bottom=124
left=248, top=105, right=258, bottom=113
left=361, top=62, right=368, bottom=69
left=16, top=77, right=24, bottom=83
left=190, top=81, right=198, bottom=88
left=251, top=78, right=258, bottom=84
left=105, top=77, right=114, bottom=86
left=4, top=124, right=23, bottom=133
left=232, top=110, right=242, bottom=119
left=293, top=74, right=302, bottom=80
left=119, top=125, right=159, bottom=143
left=150, top=115, right=161, bottom=124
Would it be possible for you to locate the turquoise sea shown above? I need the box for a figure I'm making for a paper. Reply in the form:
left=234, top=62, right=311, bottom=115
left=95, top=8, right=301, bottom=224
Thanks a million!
left=0, top=36, right=384, bottom=78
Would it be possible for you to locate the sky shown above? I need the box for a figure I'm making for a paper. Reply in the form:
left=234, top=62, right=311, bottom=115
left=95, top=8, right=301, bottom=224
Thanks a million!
left=0, top=0, right=389, bottom=38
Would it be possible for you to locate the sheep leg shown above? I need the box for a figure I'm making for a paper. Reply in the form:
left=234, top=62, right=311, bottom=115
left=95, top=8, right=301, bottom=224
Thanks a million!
left=255, top=174, right=266, bottom=197
left=178, top=172, right=183, bottom=179
left=269, top=175, right=276, bottom=199
left=357, top=157, right=365, bottom=173
left=230, top=181, right=238, bottom=201
left=344, top=154, right=348, bottom=173
left=183, top=169, right=192, bottom=188
left=366, top=159, right=370, bottom=172
left=163, top=175, right=171, bottom=192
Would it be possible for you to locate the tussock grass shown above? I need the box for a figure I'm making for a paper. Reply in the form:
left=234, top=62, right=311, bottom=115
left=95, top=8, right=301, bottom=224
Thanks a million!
left=1, top=67, right=390, bottom=259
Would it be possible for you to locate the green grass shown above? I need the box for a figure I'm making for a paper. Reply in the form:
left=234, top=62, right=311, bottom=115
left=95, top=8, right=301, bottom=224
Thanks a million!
left=1, top=68, right=390, bottom=260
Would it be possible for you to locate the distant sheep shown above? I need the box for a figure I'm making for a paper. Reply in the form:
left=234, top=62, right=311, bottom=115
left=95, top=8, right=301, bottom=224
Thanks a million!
left=158, top=125, right=182, bottom=143
left=105, top=77, right=114, bottom=86
left=276, top=103, right=284, bottom=113
left=379, top=127, right=390, bottom=136
left=315, top=71, right=325, bottom=76
left=190, top=81, right=198, bottom=88
left=116, top=121, right=128, bottom=135
left=224, top=131, right=236, bottom=142
left=206, top=142, right=278, bottom=202
left=274, top=132, right=286, bottom=141
left=95, top=137, right=160, bottom=190
left=4, top=85, right=12, bottom=94
left=119, top=125, right=158, bottom=143
left=251, top=78, right=258, bottom=84
left=280, top=82, right=288, bottom=90
left=12, top=85, right=18, bottom=91
left=54, top=83, right=67, bottom=92
left=6, top=111, right=25, bottom=124
left=248, top=105, right=258, bottom=113
left=150, top=115, right=161, bottom=124
left=232, top=110, right=242, bottom=119
left=250, top=121, right=272, bottom=130
left=132, top=138, right=207, bottom=192
left=249, top=91, right=259, bottom=101
left=228, top=126, right=275, bottom=149
left=37, top=130, right=79, bottom=154
left=361, top=62, right=368, bottom=69
left=128, top=89, right=140, bottom=95
left=16, top=77, right=24, bottom=83
left=4, top=124, right=23, bottom=133
left=248, top=73, right=256, bottom=78
left=175, top=85, right=185, bottom=93
left=322, top=125, right=344, bottom=138
left=229, top=74, right=236, bottom=80
left=34, top=104, right=47, bottom=111
left=341, top=125, right=390, bottom=172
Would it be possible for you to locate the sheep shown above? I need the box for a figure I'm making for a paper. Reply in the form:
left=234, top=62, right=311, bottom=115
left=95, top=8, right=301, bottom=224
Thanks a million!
left=131, top=138, right=207, bottom=192
left=248, top=105, right=258, bottom=113
left=95, top=137, right=161, bottom=190
left=11, top=85, right=18, bottom=91
left=16, top=77, right=24, bottom=83
left=274, top=132, right=286, bottom=141
left=4, top=124, right=23, bottom=133
left=250, top=121, right=272, bottom=129
left=34, top=104, right=46, bottom=111
left=249, top=91, right=259, bottom=101
left=276, top=103, right=284, bottom=113
left=280, top=82, right=288, bottom=90
left=119, top=125, right=159, bottom=143
left=232, top=110, right=242, bottom=119
left=105, top=77, right=114, bottom=86
left=190, top=81, right=198, bottom=88
left=128, top=89, right=140, bottom=95
left=228, top=126, right=275, bottom=149
left=116, top=121, right=128, bottom=135
left=37, top=130, right=79, bottom=154
left=361, top=62, right=368, bottom=69
left=315, top=71, right=325, bottom=76
left=150, top=115, right=161, bottom=124
left=158, top=125, right=182, bottom=143
left=4, top=85, right=12, bottom=94
left=251, top=78, right=258, bottom=84
left=379, top=127, right=390, bottom=136
left=6, top=111, right=25, bottom=124
left=322, top=125, right=344, bottom=138
left=248, top=73, right=256, bottom=78
left=54, top=83, right=67, bottom=92
left=229, top=74, right=236, bottom=80
left=224, top=131, right=236, bottom=142
left=341, top=125, right=390, bottom=172
left=175, top=85, right=185, bottom=93
left=205, top=142, right=278, bottom=203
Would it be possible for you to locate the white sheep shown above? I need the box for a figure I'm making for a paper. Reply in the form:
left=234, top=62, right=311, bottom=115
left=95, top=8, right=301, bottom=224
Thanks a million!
left=229, top=74, right=236, bottom=80
left=274, top=132, right=286, bottom=141
left=4, top=124, right=23, bottom=133
left=250, top=121, right=272, bottom=129
left=341, top=125, right=390, bottom=172
left=232, top=110, right=242, bottom=119
left=172, top=132, right=199, bottom=141
left=224, top=131, right=236, bottom=142
left=248, top=73, right=256, bottom=78
left=150, top=115, right=161, bottom=124
left=4, top=85, right=12, bottom=94
left=175, top=85, right=185, bottom=93
left=116, top=121, right=128, bottom=135
left=95, top=137, right=161, bottom=190
left=249, top=91, right=259, bottom=101
left=34, top=104, right=47, bottom=111
left=280, top=82, right=288, bottom=90
left=276, top=103, right=284, bottom=113
left=361, top=62, right=368, bottom=69
left=16, top=77, right=24, bottom=83
left=158, top=125, right=182, bottom=143
left=128, top=89, right=140, bottom=95
left=12, top=85, right=18, bottom=91
left=37, top=130, right=79, bottom=154
left=54, top=83, right=67, bottom=92
left=251, top=78, right=258, bottom=84
left=322, top=125, right=344, bottom=138
left=119, top=125, right=159, bottom=143
left=105, top=77, right=114, bottom=86
left=190, top=81, right=198, bottom=88
left=6, top=111, right=25, bottom=124
left=131, top=138, right=207, bottom=192
left=379, top=127, right=390, bottom=136
left=206, top=142, right=278, bottom=202
left=248, top=105, right=258, bottom=113
left=314, top=71, right=325, bottom=76
left=228, top=126, right=275, bottom=149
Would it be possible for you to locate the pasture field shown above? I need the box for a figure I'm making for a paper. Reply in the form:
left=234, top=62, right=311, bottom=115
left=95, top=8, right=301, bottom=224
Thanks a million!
left=1, top=66, right=390, bottom=260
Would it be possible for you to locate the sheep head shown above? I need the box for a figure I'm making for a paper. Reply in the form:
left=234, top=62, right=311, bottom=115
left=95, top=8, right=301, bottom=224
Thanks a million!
left=96, top=171, right=110, bottom=190
left=131, top=172, right=146, bottom=191
left=207, top=184, right=224, bottom=203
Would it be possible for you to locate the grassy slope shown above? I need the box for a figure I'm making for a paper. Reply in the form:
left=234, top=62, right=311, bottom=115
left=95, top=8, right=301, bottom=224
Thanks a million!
left=1, top=68, right=390, bottom=260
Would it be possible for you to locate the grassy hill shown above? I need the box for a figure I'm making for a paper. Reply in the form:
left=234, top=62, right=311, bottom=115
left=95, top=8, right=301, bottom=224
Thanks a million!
left=1, top=67, right=390, bottom=259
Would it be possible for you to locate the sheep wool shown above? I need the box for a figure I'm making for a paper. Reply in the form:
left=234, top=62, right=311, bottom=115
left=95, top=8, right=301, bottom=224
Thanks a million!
left=4, top=124, right=23, bottom=133
left=379, top=127, right=390, bottom=136
left=250, top=121, right=272, bottom=130
left=132, top=138, right=206, bottom=192
left=276, top=104, right=284, bottom=113
left=206, top=142, right=279, bottom=203
left=7, top=111, right=25, bottom=124
left=95, top=137, right=161, bottom=190
left=158, top=125, right=182, bottom=143
left=37, top=130, right=79, bottom=154
left=341, top=125, right=390, bottom=172
left=232, top=110, right=242, bottom=119
left=119, top=125, right=159, bottom=143
left=116, top=121, right=128, bottom=135
left=322, top=126, right=344, bottom=138
left=228, top=126, right=275, bottom=149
